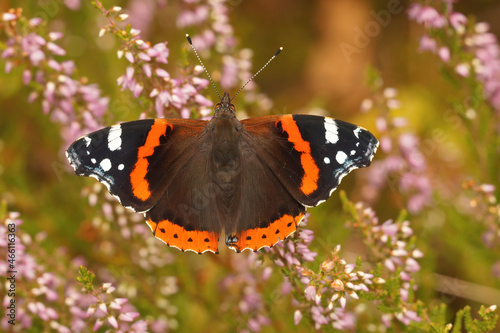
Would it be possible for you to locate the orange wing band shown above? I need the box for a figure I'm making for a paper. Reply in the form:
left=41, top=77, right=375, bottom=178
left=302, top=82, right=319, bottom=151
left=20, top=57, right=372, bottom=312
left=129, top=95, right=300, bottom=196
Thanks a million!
left=229, top=213, right=305, bottom=252
left=277, top=116, right=319, bottom=195
left=146, top=219, right=220, bottom=254
left=130, top=119, right=172, bottom=201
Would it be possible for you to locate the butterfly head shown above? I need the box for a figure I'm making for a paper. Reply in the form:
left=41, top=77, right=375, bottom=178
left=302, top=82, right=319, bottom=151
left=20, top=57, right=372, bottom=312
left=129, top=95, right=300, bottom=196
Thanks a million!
left=214, top=92, right=236, bottom=118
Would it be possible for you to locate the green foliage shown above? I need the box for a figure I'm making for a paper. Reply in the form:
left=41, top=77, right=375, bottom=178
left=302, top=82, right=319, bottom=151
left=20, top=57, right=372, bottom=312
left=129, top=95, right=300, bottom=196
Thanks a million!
left=77, top=265, right=96, bottom=292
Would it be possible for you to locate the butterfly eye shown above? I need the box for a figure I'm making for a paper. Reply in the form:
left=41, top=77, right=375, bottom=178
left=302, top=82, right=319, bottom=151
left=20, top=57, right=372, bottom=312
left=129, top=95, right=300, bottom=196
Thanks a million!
left=215, top=103, right=221, bottom=109
left=230, top=105, right=236, bottom=112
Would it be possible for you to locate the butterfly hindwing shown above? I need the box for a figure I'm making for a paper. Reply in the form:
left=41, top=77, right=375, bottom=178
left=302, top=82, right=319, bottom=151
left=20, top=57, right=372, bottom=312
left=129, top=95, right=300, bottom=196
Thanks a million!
left=224, top=138, right=306, bottom=252
left=144, top=142, right=222, bottom=254
left=241, top=114, right=379, bottom=207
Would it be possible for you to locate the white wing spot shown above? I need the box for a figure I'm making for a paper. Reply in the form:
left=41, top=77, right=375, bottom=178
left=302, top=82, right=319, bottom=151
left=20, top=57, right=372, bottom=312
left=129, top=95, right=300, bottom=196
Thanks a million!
left=336, top=151, right=347, bottom=164
left=353, top=127, right=361, bottom=139
left=84, top=136, right=92, bottom=147
left=324, top=118, right=339, bottom=144
left=100, top=158, right=112, bottom=171
left=108, top=124, right=122, bottom=151
left=118, top=164, right=125, bottom=170
left=350, top=150, right=356, bottom=156
left=324, top=157, right=331, bottom=164
left=91, top=158, right=97, bottom=164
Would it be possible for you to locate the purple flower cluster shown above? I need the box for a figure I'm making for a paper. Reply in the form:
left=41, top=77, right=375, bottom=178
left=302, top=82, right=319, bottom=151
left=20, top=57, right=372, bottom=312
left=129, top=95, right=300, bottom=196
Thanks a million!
left=175, top=0, right=274, bottom=109
left=1, top=10, right=109, bottom=148
left=346, top=199, right=423, bottom=326
left=360, top=87, right=432, bottom=214
left=219, top=253, right=272, bottom=333
left=177, top=0, right=234, bottom=53
left=409, top=1, right=500, bottom=113
left=461, top=181, right=500, bottom=278
left=0, top=211, right=150, bottom=332
left=294, top=244, right=384, bottom=330
left=95, top=2, right=213, bottom=120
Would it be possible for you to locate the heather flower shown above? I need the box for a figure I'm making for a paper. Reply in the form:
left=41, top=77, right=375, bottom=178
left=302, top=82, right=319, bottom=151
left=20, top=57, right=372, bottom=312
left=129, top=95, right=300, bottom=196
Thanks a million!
left=219, top=252, right=272, bottom=332
left=360, top=83, right=432, bottom=213
left=0, top=14, right=109, bottom=148
left=96, top=1, right=214, bottom=119
left=409, top=1, right=500, bottom=113
left=461, top=181, right=500, bottom=266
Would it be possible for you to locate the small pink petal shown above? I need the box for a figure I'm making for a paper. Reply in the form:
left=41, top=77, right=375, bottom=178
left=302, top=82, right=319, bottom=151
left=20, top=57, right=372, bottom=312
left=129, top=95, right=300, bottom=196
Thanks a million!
left=125, top=52, right=134, bottom=63
left=2, top=13, right=17, bottom=21
left=29, top=17, right=43, bottom=26
left=294, top=310, right=303, bottom=325
left=438, top=47, right=450, bottom=62
left=107, top=316, right=118, bottom=329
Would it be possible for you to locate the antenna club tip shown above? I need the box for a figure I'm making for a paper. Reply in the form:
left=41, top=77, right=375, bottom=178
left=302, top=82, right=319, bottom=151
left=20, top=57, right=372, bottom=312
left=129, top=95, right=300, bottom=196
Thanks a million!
left=186, top=34, right=192, bottom=44
left=275, top=47, right=283, bottom=56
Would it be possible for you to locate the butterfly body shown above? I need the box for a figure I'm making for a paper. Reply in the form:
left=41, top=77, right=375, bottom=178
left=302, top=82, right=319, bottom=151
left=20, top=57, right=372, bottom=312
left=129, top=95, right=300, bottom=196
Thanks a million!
left=67, top=92, right=378, bottom=253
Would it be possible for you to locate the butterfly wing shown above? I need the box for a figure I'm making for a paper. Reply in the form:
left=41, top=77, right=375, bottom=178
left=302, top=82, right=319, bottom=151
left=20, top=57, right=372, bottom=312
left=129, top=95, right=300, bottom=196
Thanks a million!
left=66, top=118, right=209, bottom=212
left=240, top=114, right=379, bottom=207
left=224, top=138, right=306, bottom=252
left=67, top=118, right=223, bottom=253
left=144, top=143, right=223, bottom=254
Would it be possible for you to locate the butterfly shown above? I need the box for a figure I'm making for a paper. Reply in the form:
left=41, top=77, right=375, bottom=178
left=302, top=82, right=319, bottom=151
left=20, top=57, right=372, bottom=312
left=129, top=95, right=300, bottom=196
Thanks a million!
left=66, top=36, right=378, bottom=254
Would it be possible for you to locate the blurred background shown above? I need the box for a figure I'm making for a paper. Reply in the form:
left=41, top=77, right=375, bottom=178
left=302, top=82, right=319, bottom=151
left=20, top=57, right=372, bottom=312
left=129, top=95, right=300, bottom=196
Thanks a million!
left=1, top=0, right=500, bottom=332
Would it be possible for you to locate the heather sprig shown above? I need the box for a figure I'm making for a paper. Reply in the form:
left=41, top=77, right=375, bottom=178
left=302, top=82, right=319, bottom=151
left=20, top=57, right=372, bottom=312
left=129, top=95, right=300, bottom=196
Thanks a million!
left=461, top=181, right=500, bottom=278
left=219, top=253, right=272, bottom=332
left=94, top=1, right=213, bottom=119
left=408, top=0, right=500, bottom=184
left=0, top=208, right=143, bottom=332
left=1, top=8, right=109, bottom=148
left=341, top=192, right=423, bottom=326
left=409, top=1, right=500, bottom=114
left=176, top=0, right=274, bottom=110
left=408, top=0, right=500, bottom=281
left=77, top=266, right=148, bottom=332
left=263, top=202, right=422, bottom=330
left=360, top=71, right=432, bottom=214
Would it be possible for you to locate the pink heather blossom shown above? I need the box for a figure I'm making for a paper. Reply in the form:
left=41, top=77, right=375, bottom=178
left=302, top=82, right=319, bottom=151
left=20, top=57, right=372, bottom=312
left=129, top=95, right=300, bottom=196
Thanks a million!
left=418, top=35, right=438, bottom=52
left=64, top=0, right=81, bottom=11
left=450, top=12, right=467, bottom=33
left=304, top=285, right=316, bottom=301
left=455, top=63, right=470, bottom=77
left=416, top=6, right=447, bottom=28
left=126, top=0, right=156, bottom=37
left=220, top=55, right=239, bottom=90
left=438, top=46, right=450, bottom=62
left=294, top=310, right=303, bottom=325
left=2, top=12, right=17, bottom=21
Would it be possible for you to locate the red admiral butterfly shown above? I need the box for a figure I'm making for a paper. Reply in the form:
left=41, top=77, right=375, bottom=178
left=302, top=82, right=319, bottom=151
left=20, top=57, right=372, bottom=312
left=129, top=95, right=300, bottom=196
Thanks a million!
left=66, top=37, right=378, bottom=254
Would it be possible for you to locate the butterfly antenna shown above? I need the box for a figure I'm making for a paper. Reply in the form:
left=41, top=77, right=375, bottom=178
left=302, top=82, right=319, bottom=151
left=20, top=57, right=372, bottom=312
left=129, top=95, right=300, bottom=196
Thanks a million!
left=231, top=46, right=283, bottom=102
left=186, top=34, right=222, bottom=101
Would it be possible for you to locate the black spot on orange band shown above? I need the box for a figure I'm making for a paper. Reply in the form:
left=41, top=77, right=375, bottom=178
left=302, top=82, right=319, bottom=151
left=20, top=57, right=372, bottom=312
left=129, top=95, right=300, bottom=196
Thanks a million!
left=228, top=213, right=305, bottom=252
left=146, top=219, right=220, bottom=253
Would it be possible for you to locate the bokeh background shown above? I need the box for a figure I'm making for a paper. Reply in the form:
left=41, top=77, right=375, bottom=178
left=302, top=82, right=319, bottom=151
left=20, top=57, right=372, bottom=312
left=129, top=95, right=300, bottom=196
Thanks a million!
left=1, top=0, right=500, bottom=332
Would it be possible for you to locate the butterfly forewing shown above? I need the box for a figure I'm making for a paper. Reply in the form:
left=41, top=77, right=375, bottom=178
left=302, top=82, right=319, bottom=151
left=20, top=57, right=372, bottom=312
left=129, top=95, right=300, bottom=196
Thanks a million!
left=66, top=118, right=209, bottom=213
left=241, top=115, right=379, bottom=207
